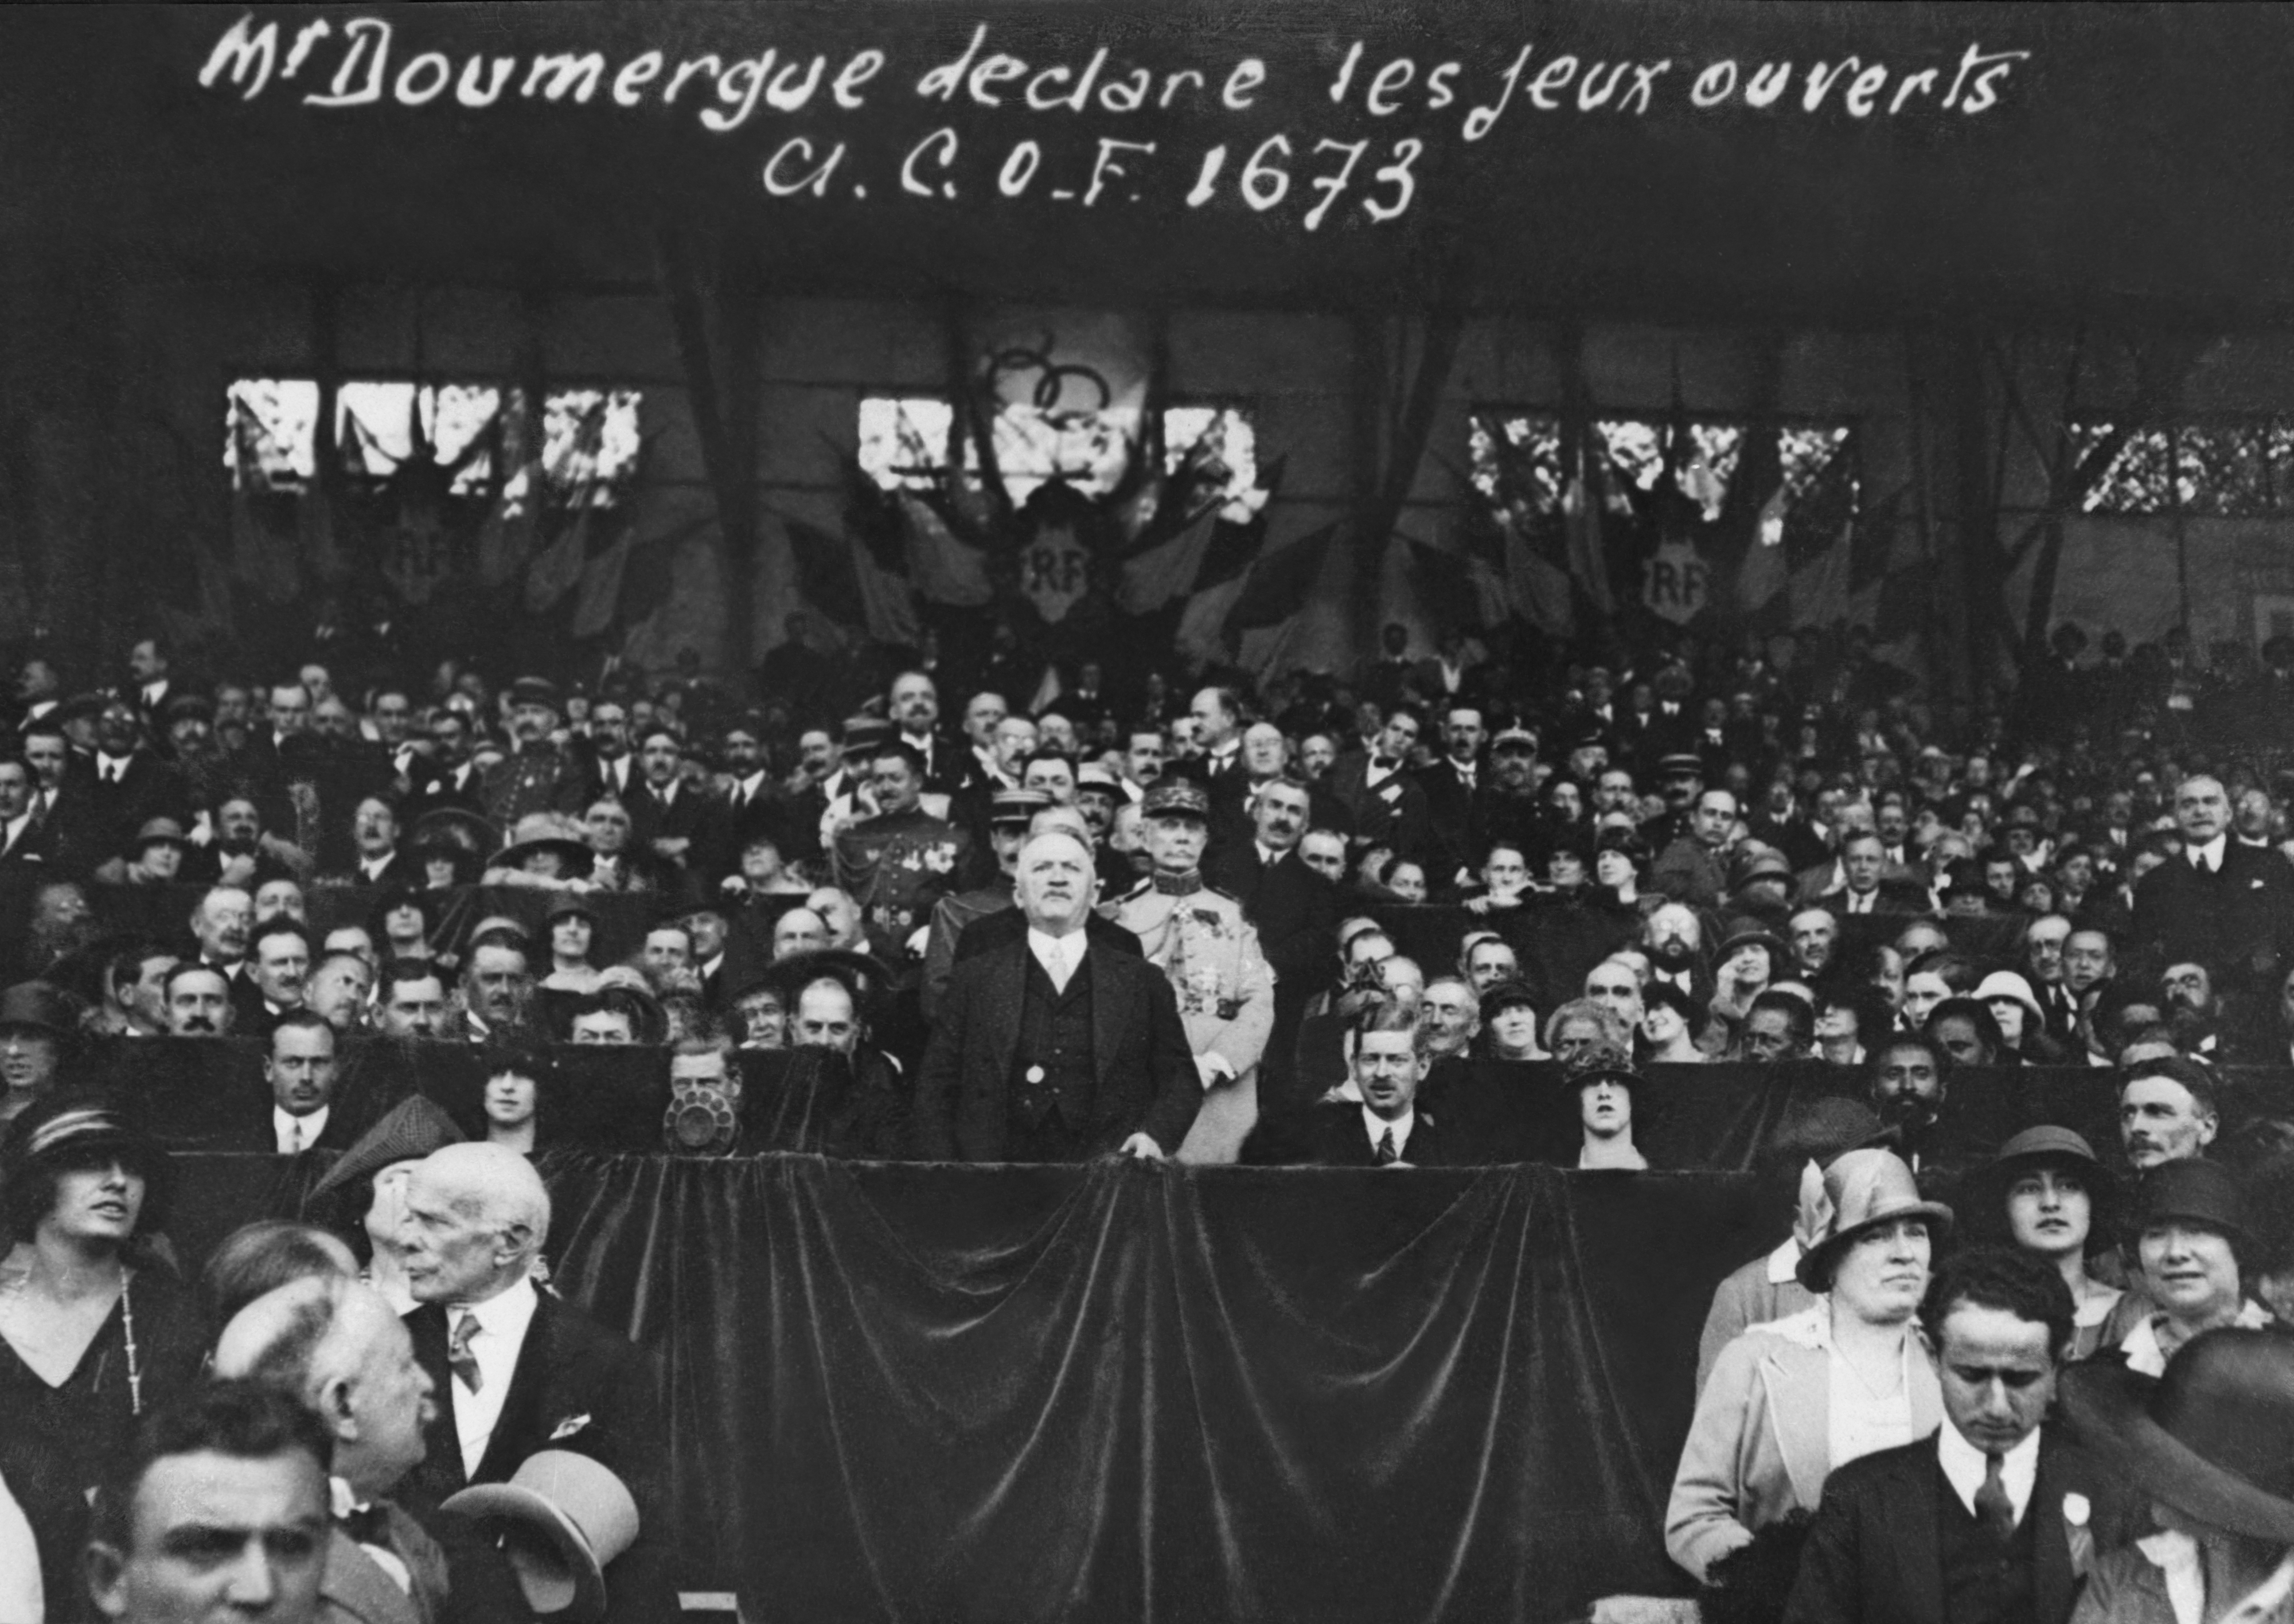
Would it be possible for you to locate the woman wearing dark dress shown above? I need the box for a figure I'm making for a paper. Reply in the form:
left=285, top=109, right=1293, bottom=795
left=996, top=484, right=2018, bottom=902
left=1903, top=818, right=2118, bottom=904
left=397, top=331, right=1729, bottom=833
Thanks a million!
left=0, top=1092, right=202, bottom=1617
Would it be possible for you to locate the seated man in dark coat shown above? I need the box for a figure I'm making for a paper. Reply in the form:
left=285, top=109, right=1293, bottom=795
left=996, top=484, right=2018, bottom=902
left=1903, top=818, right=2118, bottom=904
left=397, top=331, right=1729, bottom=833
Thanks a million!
left=912, top=829, right=1199, bottom=1163
left=1784, top=1246, right=2135, bottom=1624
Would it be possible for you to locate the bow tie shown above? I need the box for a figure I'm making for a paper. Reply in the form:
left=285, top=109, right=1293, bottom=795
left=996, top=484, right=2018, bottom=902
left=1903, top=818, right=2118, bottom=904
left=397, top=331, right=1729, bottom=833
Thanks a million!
left=338, top=1503, right=392, bottom=1548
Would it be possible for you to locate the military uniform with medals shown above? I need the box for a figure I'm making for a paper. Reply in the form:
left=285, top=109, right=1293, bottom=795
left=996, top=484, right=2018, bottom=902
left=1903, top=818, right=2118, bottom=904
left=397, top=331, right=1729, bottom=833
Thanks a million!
left=1107, top=779, right=1275, bottom=1162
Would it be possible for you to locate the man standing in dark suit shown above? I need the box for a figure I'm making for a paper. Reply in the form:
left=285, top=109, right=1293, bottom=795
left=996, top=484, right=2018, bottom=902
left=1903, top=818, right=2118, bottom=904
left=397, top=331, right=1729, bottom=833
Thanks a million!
left=407, top=708, right=484, bottom=819
left=1205, top=778, right=1339, bottom=1115
left=399, top=1143, right=677, bottom=1624
left=1246, top=996, right=1450, bottom=1165
left=1325, top=704, right=1435, bottom=862
left=1783, top=1247, right=2130, bottom=1624
left=624, top=727, right=718, bottom=899
left=84, top=695, right=189, bottom=876
left=2132, top=772, right=2294, bottom=992
left=912, top=829, right=1200, bottom=1162
left=1413, top=702, right=1485, bottom=885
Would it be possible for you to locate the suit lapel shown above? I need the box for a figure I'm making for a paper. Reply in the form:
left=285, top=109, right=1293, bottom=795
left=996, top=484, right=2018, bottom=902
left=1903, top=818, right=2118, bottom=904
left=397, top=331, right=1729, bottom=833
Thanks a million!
left=988, top=943, right=1026, bottom=1081
left=2032, top=1435, right=2077, bottom=1624
left=478, top=1292, right=554, bottom=1483
left=1895, top=1447, right=1946, bottom=1624
left=1089, top=944, right=1122, bottom=1093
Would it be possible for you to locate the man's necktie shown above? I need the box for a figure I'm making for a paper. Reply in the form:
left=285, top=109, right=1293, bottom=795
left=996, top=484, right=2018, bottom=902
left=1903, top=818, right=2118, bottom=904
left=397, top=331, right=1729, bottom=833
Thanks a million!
left=1975, top=1452, right=2015, bottom=1540
left=447, top=1311, right=483, bottom=1392
left=1375, top=1128, right=1399, bottom=1165
left=287, top=1119, right=303, bottom=1154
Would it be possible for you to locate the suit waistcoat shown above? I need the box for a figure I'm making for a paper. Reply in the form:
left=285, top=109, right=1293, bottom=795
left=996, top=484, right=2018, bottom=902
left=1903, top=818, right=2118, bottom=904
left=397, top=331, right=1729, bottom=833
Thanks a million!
left=1015, top=951, right=1095, bottom=1127
left=1936, top=1458, right=2038, bottom=1624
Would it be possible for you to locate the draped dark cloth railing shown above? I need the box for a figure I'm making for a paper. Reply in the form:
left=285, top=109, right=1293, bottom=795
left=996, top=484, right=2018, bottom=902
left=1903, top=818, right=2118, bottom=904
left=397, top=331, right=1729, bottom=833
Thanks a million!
left=167, top=1153, right=1768, bottom=1622
left=116, top=1046, right=2294, bottom=1619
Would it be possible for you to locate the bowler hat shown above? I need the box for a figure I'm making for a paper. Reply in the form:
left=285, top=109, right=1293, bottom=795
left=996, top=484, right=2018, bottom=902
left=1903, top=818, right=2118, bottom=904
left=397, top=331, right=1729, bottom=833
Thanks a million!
left=2133, top=1158, right=2248, bottom=1247
left=309, top=1095, right=466, bottom=1202
left=2062, top=1330, right=2294, bottom=1542
left=444, top=1451, right=639, bottom=1622
left=1794, top=1146, right=1954, bottom=1291
left=0, top=980, right=75, bottom=1039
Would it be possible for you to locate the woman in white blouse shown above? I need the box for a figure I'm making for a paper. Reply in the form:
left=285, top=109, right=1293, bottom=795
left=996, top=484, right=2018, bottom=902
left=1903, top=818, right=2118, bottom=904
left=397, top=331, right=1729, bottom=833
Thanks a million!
left=1665, top=1147, right=1950, bottom=1581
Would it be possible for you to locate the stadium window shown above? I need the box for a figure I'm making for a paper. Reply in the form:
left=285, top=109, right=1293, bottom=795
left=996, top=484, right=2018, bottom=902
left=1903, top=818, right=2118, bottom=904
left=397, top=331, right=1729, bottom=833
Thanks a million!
left=1470, top=411, right=1854, bottom=522
left=225, top=380, right=642, bottom=505
left=858, top=396, right=1261, bottom=508
left=2070, top=417, right=2287, bottom=516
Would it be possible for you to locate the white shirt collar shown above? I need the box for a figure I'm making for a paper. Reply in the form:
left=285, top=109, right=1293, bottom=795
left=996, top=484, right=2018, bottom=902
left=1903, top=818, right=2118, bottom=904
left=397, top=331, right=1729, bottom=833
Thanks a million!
left=1255, top=841, right=1279, bottom=866
left=1361, top=1104, right=1414, bottom=1155
left=273, top=1104, right=328, bottom=1152
left=458, top=1271, right=540, bottom=1335
left=2190, top=833, right=2228, bottom=870
left=1936, top=1416, right=2041, bottom=1524
left=1027, top=927, right=1084, bottom=982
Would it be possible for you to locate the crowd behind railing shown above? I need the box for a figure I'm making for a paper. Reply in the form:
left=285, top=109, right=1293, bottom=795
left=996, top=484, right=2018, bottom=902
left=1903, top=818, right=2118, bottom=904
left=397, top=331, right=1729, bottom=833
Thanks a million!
left=5, top=611, right=2294, bottom=1619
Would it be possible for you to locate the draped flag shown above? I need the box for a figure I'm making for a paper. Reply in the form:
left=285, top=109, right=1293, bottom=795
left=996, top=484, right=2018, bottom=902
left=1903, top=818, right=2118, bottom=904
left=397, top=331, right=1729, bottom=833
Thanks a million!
left=522, top=505, right=590, bottom=614
left=227, top=402, right=302, bottom=604
left=1223, top=521, right=1340, bottom=641
left=1737, top=481, right=1790, bottom=611
left=900, top=491, right=994, bottom=607
left=1504, top=514, right=1577, bottom=639
left=1115, top=499, right=1220, bottom=615
left=570, top=526, right=635, bottom=638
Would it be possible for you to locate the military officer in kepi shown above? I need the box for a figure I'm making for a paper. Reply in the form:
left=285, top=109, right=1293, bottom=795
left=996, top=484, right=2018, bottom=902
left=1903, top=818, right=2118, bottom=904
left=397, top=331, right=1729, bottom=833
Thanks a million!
left=1108, top=778, right=1275, bottom=1163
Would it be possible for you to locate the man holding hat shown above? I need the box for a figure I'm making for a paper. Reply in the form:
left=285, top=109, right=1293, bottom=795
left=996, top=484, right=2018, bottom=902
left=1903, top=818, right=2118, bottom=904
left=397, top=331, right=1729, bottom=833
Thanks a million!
left=1785, top=1247, right=2133, bottom=1624
left=397, top=1144, right=674, bottom=1623
left=480, top=679, right=585, bottom=829
left=1108, top=778, right=1275, bottom=1163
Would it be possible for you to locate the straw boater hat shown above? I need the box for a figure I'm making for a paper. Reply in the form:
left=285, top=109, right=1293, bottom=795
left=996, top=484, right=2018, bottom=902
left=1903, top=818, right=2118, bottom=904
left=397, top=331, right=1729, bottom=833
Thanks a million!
left=2062, top=1330, right=2294, bottom=1542
left=309, top=1095, right=466, bottom=1203
left=1793, top=1146, right=1954, bottom=1292
left=443, top=1451, right=640, bottom=1622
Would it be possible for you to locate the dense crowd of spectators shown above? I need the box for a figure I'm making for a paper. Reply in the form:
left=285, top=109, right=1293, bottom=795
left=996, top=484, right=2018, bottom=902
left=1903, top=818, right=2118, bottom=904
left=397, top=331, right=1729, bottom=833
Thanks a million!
left=6, top=610, right=2294, bottom=1620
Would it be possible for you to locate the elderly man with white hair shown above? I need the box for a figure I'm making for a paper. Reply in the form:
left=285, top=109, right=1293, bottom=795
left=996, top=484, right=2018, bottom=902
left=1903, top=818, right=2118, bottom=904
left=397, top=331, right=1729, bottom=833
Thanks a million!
left=214, top=1274, right=530, bottom=1623
left=914, top=829, right=1200, bottom=1162
left=394, top=1143, right=675, bottom=1624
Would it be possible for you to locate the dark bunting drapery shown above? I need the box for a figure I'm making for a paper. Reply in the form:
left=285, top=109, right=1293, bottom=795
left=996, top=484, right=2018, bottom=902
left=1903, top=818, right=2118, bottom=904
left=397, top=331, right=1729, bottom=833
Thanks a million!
left=164, top=1154, right=1768, bottom=1622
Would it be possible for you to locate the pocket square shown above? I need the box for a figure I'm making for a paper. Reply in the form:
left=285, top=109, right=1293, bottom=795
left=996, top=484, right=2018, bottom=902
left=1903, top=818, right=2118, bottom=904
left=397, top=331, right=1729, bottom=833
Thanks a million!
left=548, top=1414, right=592, bottom=1442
